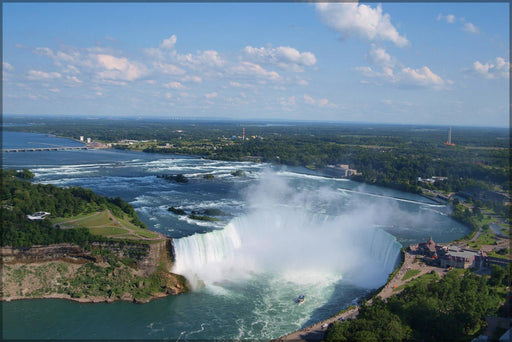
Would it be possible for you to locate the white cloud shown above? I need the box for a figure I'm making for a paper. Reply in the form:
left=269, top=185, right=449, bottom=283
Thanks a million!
left=399, top=66, right=444, bottom=87
left=471, top=57, right=510, bottom=79
left=316, top=2, right=408, bottom=47
left=229, top=81, right=254, bottom=89
left=437, top=13, right=456, bottom=24
left=48, top=88, right=60, bottom=93
left=154, top=62, right=186, bottom=75
left=27, top=70, right=62, bottom=80
left=232, top=62, right=281, bottom=81
left=66, top=75, right=83, bottom=84
left=164, top=81, right=185, bottom=89
left=94, top=54, right=148, bottom=81
left=181, top=75, right=202, bottom=83
left=243, top=46, right=316, bottom=71
left=205, top=92, right=218, bottom=99
left=63, top=65, right=80, bottom=74
left=177, top=50, right=225, bottom=69
left=303, top=94, right=334, bottom=107
left=367, top=45, right=395, bottom=68
left=280, top=96, right=296, bottom=107
left=160, top=35, right=177, bottom=50
left=3, top=62, right=14, bottom=71
left=357, top=47, right=445, bottom=88
left=462, top=22, right=479, bottom=34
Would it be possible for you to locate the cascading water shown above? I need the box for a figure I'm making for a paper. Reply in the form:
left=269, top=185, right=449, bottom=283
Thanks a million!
left=172, top=224, right=243, bottom=288
left=172, top=211, right=402, bottom=290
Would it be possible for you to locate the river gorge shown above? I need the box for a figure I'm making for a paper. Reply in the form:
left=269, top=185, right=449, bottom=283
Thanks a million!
left=2, top=131, right=468, bottom=340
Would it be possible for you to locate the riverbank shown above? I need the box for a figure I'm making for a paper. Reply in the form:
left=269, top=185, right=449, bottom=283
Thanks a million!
left=275, top=250, right=449, bottom=341
left=1, top=238, right=190, bottom=304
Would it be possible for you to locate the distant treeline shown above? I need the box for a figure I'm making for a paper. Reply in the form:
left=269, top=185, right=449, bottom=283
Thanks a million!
left=1, top=169, right=146, bottom=247
left=5, top=118, right=510, bottom=194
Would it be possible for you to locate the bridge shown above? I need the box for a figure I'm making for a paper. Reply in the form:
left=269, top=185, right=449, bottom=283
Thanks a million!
left=2, top=146, right=90, bottom=153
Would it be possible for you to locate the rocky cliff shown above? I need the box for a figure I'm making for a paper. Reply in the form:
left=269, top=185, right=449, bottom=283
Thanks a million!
left=1, top=238, right=189, bottom=303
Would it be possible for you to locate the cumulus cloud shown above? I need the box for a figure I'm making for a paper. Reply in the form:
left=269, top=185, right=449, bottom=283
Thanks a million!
left=462, top=22, right=480, bottom=34
left=303, top=94, right=334, bottom=107
left=232, top=61, right=281, bottom=81
left=160, top=35, right=177, bottom=50
left=367, top=45, right=396, bottom=68
left=316, top=2, right=408, bottom=47
left=280, top=95, right=296, bottom=107
left=229, top=81, right=254, bottom=89
left=164, top=81, right=185, bottom=89
left=177, top=50, right=225, bottom=69
left=155, top=62, right=186, bottom=75
left=66, top=75, right=82, bottom=84
left=27, top=70, right=62, bottom=80
left=205, top=92, right=218, bottom=99
left=356, top=46, right=445, bottom=89
left=3, top=62, right=14, bottom=71
left=436, top=14, right=480, bottom=34
left=243, top=46, right=316, bottom=71
left=470, top=57, right=510, bottom=79
left=399, top=66, right=444, bottom=87
left=34, top=47, right=80, bottom=66
left=437, top=13, right=456, bottom=24
left=94, top=54, right=148, bottom=81
left=181, top=75, right=202, bottom=83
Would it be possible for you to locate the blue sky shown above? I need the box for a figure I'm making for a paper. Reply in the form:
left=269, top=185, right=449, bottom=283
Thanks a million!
left=3, top=2, right=510, bottom=127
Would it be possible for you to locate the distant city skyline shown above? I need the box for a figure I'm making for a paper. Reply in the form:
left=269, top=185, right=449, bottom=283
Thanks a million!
left=3, top=2, right=510, bottom=127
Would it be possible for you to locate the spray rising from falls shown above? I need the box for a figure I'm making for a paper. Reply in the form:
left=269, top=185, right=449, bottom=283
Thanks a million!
left=172, top=171, right=402, bottom=289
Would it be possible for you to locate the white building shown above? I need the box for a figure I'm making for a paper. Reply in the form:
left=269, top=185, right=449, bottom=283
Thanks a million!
left=79, top=136, right=84, bottom=142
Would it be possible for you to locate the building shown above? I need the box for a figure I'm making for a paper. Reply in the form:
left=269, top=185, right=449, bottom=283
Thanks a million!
left=79, top=136, right=84, bottom=142
left=86, top=137, right=92, bottom=143
left=26, top=211, right=51, bottom=221
left=409, top=238, right=488, bottom=269
left=325, top=164, right=359, bottom=178
left=438, top=246, right=486, bottom=269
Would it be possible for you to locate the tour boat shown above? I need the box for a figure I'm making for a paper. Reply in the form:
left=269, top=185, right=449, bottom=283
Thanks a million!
left=295, top=295, right=305, bottom=304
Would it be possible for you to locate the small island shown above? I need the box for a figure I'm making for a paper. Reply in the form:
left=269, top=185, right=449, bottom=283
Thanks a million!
left=1, top=170, right=189, bottom=303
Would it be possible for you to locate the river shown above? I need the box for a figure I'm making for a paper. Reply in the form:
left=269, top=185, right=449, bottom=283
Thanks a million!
left=2, top=131, right=468, bottom=340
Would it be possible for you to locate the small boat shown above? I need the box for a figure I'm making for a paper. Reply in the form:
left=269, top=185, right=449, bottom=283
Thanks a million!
left=295, top=295, right=305, bottom=304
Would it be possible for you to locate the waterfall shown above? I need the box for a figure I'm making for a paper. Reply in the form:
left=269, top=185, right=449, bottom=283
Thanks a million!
left=367, top=228, right=402, bottom=273
left=172, top=212, right=402, bottom=289
left=172, top=224, right=242, bottom=288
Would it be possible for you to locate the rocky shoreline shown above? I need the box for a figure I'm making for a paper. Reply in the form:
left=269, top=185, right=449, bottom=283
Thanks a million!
left=1, top=238, right=189, bottom=304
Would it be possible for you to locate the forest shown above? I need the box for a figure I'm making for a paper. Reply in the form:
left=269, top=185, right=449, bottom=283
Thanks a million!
left=325, top=268, right=510, bottom=341
left=4, top=116, right=510, bottom=198
left=1, top=169, right=146, bottom=247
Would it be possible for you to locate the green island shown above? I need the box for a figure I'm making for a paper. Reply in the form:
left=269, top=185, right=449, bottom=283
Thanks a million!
left=1, top=170, right=189, bottom=303
left=3, top=118, right=511, bottom=340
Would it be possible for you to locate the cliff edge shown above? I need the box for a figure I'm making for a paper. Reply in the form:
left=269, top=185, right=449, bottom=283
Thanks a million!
left=1, top=237, right=189, bottom=303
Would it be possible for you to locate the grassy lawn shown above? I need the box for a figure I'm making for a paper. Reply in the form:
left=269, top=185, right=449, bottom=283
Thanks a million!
left=402, top=269, right=421, bottom=281
left=395, top=272, right=439, bottom=292
left=52, top=210, right=160, bottom=240
left=468, top=230, right=496, bottom=249
left=87, top=226, right=128, bottom=236
left=116, top=216, right=159, bottom=239
left=51, top=212, right=95, bottom=224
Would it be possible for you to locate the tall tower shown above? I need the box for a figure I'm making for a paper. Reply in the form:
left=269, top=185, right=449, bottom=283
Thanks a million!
left=242, top=127, right=245, bottom=140
left=445, top=127, right=455, bottom=146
